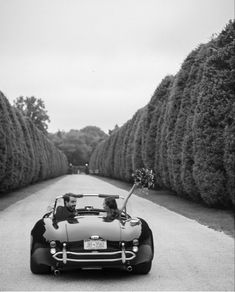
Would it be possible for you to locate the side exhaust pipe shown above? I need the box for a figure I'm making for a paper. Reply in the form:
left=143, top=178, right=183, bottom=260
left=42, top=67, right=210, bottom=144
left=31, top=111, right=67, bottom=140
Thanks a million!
left=126, top=265, right=133, bottom=272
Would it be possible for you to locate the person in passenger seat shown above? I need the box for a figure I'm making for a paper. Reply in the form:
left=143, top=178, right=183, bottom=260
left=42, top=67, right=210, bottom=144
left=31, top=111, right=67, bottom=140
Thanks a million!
left=103, top=197, right=120, bottom=221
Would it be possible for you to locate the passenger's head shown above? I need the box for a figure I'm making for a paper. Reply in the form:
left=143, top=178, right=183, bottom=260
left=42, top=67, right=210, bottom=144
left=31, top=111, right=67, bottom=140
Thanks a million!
left=63, top=193, right=77, bottom=211
left=103, top=197, right=119, bottom=221
left=103, top=197, right=118, bottom=212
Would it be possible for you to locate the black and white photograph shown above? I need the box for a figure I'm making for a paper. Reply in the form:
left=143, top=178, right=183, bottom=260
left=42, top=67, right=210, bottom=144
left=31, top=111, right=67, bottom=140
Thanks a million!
left=0, top=0, right=234, bottom=291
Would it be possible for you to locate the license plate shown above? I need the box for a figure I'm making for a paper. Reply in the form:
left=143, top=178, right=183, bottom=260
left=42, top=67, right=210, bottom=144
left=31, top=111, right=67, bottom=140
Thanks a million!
left=84, top=240, right=107, bottom=250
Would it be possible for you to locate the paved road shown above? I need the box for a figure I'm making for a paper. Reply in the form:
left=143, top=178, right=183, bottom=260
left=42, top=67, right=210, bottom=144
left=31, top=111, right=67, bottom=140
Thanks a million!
left=0, top=175, right=234, bottom=291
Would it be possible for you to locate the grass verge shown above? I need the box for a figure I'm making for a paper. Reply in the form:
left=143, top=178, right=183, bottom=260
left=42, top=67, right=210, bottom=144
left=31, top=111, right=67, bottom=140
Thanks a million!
left=0, top=176, right=66, bottom=211
left=96, top=176, right=235, bottom=238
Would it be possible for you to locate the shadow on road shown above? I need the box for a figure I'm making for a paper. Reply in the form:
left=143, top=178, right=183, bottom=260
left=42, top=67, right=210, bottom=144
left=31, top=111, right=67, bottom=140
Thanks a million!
left=36, top=268, right=141, bottom=282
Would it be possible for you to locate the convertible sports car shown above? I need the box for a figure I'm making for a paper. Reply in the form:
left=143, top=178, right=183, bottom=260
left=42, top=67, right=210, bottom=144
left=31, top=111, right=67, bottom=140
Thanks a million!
left=30, top=193, right=154, bottom=275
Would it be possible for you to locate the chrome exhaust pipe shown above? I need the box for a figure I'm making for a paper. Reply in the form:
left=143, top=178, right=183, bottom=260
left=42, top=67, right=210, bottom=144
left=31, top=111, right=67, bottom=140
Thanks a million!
left=126, top=265, right=133, bottom=272
left=54, top=269, right=60, bottom=276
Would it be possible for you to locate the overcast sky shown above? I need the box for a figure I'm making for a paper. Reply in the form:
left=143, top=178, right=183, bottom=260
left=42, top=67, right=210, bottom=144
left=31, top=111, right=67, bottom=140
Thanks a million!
left=0, top=0, right=234, bottom=133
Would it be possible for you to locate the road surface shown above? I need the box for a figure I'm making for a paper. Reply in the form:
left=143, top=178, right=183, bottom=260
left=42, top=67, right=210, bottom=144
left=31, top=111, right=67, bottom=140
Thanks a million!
left=0, top=175, right=234, bottom=291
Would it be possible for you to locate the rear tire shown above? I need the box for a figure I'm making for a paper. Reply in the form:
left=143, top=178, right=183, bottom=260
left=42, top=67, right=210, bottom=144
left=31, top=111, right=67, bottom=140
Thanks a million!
left=30, top=253, right=50, bottom=274
left=133, top=261, right=152, bottom=274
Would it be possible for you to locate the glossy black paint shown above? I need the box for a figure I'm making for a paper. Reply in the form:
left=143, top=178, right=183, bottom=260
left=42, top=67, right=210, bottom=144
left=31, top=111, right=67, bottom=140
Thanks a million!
left=30, top=194, right=154, bottom=274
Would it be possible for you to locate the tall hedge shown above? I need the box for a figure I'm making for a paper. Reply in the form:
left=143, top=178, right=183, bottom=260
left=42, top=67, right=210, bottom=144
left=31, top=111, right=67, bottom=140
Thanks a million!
left=120, top=120, right=132, bottom=180
left=133, top=108, right=146, bottom=170
left=181, top=45, right=208, bottom=201
left=170, top=49, right=199, bottom=197
left=89, top=21, right=235, bottom=208
left=142, top=77, right=173, bottom=173
left=193, top=22, right=235, bottom=206
left=0, top=92, right=68, bottom=194
left=154, top=76, right=174, bottom=187
left=224, top=103, right=235, bottom=205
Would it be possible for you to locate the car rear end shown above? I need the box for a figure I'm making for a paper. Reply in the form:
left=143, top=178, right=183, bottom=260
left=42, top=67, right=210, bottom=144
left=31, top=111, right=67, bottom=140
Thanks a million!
left=49, top=216, right=140, bottom=272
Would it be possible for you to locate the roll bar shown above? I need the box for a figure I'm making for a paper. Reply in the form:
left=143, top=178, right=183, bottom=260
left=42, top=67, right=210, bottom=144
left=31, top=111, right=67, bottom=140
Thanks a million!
left=55, top=193, right=122, bottom=199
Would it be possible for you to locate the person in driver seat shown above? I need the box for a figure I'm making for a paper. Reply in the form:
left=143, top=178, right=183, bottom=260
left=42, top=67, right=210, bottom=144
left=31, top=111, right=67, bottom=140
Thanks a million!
left=103, top=197, right=120, bottom=221
left=54, top=193, right=77, bottom=221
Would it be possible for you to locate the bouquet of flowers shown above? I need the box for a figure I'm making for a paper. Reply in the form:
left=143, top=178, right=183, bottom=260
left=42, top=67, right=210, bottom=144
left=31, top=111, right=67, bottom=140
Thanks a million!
left=120, top=168, right=155, bottom=213
left=132, top=168, right=155, bottom=189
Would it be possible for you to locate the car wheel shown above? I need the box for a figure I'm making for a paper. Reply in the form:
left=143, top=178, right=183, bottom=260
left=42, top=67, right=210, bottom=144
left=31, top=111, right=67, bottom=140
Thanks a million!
left=30, top=254, right=50, bottom=274
left=133, top=261, right=152, bottom=274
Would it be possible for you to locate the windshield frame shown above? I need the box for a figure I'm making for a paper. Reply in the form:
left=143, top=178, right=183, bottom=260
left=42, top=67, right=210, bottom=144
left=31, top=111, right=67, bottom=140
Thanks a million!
left=52, top=193, right=128, bottom=219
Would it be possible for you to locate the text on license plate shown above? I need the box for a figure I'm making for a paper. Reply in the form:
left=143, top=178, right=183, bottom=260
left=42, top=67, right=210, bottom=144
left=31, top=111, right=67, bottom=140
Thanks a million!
left=84, top=240, right=107, bottom=250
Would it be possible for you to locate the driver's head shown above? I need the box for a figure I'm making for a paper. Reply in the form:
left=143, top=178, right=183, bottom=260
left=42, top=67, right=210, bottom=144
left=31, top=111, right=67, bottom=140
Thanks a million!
left=63, top=193, right=77, bottom=211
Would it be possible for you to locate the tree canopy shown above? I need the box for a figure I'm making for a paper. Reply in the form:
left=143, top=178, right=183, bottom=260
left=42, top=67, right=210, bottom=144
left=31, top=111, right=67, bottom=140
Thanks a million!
left=49, top=126, right=107, bottom=166
left=13, top=96, right=50, bottom=134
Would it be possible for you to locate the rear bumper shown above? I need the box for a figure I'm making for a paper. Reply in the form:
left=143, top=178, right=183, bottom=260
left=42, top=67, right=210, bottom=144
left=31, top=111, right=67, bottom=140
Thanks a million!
left=52, top=250, right=136, bottom=263
left=31, top=244, right=153, bottom=270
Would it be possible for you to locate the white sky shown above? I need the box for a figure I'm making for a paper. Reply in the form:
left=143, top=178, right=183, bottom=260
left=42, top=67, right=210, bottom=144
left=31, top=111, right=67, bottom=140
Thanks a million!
left=0, top=0, right=234, bottom=133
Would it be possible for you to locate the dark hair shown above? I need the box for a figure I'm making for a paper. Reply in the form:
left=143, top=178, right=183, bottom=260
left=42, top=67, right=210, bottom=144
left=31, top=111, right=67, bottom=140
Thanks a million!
left=104, top=197, right=119, bottom=220
left=104, top=197, right=118, bottom=209
left=63, top=193, right=76, bottom=203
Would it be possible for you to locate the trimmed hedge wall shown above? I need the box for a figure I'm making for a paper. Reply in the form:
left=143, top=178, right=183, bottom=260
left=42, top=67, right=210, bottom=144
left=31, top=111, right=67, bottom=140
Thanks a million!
left=0, top=92, right=68, bottom=193
left=89, top=21, right=235, bottom=207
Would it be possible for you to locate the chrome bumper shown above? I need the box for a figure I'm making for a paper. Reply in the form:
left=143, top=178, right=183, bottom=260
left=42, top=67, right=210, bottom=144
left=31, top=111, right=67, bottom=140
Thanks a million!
left=52, top=250, right=136, bottom=264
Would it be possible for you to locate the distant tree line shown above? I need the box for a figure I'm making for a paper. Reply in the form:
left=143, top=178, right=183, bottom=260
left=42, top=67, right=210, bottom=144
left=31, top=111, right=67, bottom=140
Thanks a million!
left=89, top=21, right=235, bottom=208
left=48, top=126, right=108, bottom=166
left=0, top=92, right=68, bottom=194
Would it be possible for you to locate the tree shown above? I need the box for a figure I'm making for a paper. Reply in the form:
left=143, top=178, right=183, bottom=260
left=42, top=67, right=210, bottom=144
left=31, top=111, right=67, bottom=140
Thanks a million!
left=125, top=109, right=144, bottom=181
left=133, top=109, right=146, bottom=171
left=0, top=93, right=9, bottom=185
left=0, top=92, right=67, bottom=194
left=49, top=127, right=107, bottom=166
left=153, top=75, right=173, bottom=187
left=171, top=49, right=199, bottom=197
left=224, top=103, right=235, bottom=205
left=192, top=23, right=234, bottom=207
left=181, top=45, right=207, bottom=201
left=143, top=76, right=173, bottom=172
left=88, top=20, right=234, bottom=208
left=13, top=96, right=50, bottom=134
left=108, top=124, right=119, bottom=135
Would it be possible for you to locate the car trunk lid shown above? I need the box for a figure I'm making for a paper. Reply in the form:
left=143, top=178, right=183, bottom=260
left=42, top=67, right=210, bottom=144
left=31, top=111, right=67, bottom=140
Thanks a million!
left=64, top=216, right=122, bottom=242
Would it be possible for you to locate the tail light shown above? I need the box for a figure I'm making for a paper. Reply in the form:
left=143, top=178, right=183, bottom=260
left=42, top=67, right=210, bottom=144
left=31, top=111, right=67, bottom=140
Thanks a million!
left=50, top=241, right=56, bottom=248
left=133, top=239, right=139, bottom=246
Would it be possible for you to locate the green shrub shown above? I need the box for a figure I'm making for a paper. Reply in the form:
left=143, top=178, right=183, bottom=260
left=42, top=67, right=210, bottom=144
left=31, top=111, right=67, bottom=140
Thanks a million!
left=0, top=93, right=68, bottom=194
